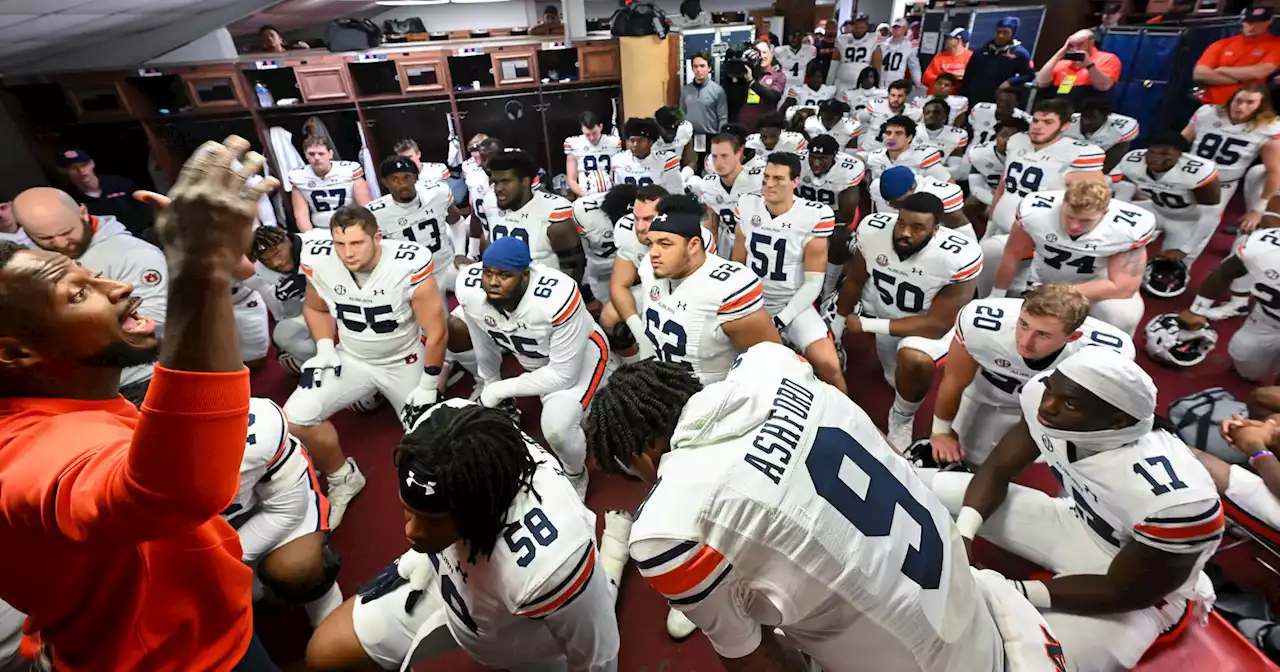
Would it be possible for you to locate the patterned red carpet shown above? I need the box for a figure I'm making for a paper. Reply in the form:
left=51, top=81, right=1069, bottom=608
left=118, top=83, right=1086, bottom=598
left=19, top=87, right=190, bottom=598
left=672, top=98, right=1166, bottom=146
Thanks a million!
left=253, top=228, right=1277, bottom=671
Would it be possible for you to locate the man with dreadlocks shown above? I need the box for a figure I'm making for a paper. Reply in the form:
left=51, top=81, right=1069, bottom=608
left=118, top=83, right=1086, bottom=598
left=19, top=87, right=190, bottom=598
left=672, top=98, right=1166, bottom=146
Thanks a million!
left=454, top=237, right=611, bottom=500
left=585, top=343, right=1071, bottom=672
left=246, top=225, right=320, bottom=372
left=306, top=399, right=623, bottom=672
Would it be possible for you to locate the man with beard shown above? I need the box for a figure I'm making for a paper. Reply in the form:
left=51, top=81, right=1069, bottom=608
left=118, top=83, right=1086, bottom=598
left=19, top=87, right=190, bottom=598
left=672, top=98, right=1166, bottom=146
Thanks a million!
left=246, top=225, right=322, bottom=373
left=0, top=135, right=281, bottom=671
left=14, top=187, right=168, bottom=404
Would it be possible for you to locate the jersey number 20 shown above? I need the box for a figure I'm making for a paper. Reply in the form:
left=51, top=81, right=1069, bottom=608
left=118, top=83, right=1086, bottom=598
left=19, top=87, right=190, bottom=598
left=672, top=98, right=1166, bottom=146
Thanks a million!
left=806, top=427, right=944, bottom=589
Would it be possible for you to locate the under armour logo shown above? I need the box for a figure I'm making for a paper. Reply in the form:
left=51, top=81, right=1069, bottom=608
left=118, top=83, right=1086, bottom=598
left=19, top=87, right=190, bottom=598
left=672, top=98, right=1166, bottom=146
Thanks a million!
left=405, top=470, right=436, bottom=495
left=654, top=213, right=669, bottom=223
left=374, top=289, right=386, bottom=295
left=676, top=301, right=688, bottom=310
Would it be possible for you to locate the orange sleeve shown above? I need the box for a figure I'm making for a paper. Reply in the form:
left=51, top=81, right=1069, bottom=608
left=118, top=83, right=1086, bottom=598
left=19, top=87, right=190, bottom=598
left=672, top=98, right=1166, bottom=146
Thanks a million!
left=52, top=366, right=250, bottom=544
left=1098, top=53, right=1122, bottom=82
left=922, top=57, right=942, bottom=92
left=1196, top=39, right=1226, bottom=69
left=1264, top=42, right=1280, bottom=67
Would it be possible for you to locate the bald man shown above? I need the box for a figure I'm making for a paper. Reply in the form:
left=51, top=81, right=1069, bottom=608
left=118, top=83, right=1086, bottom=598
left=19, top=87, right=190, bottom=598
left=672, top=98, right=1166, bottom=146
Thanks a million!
left=14, top=187, right=167, bottom=402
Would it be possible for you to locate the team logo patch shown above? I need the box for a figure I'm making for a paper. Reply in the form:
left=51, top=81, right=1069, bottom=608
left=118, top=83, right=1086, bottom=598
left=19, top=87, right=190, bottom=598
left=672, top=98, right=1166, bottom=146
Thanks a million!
left=751, top=215, right=762, bottom=225
left=1040, top=435, right=1055, bottom=453
left=1046, top=233, right=1059, bottom=242
left=405, top=353, right=419, bottom=365
left=247, top=300, right=258, bottom=308
left=334, top=285, right=347, bottom=295
left=308, top=180, right=317, bottom=187
left=141, top=269, right=161, bottom=285
left=649, top=286, right=661, bottom=301
left=1041, top=625, right=1068, bottom=672
left=484, top=315, right=497, bottom=327
left=399, top=217, right=408, bottom=226
left=995, top=358, right=1011, bottom=368
left=875, top=254, right=889, bottom=267
left=1267, top=269, right=1279, bottom=280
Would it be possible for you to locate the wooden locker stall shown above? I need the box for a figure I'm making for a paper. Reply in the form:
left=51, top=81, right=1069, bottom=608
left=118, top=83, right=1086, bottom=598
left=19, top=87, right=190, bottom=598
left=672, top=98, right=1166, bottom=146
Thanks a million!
left=359, top=97, right=458, bottom=169
left=538, top=83, right=622, bottom=176
left=455, top=90, right=552, bottom=171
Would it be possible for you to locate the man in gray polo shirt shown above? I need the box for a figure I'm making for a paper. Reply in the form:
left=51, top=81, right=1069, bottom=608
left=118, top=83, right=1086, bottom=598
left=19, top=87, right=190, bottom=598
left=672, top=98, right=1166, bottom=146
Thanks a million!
left=681, top=51, right=728, bottom=174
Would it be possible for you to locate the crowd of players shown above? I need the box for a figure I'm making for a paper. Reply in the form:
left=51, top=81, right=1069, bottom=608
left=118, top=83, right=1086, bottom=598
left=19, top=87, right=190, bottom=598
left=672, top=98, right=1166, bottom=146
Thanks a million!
left=6, top=27, right=1280, bottom=670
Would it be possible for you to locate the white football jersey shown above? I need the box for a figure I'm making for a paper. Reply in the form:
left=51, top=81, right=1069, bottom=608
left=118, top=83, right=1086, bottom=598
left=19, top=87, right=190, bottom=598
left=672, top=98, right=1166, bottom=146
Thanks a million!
left=870, top=175, right=964, bottom=216
left=480, top=191, right=576, bottom=270
left=858, top=99, right=924, bottom=152
left=912, top=95, right=970, bottom=124
left=775, top=43, right=818, bottom=84
left=422, top=401, right=605, bottom=668
left=638, top=254, right=764, bottom=384
left=614, top=215, right=717, bottom=268
left=1002, top=134, right=1106, bottom=202
left=368, top=181, right=456, bottom=276
left=736, top=194, right=836, bottom=312
left=855, top=212, right=983, bottom=320
left=877, top=38, right=919, bottom=84
left=786, top=83, right=837, bottom=108
left=611, top=149, right=682, bottom=192
left=865, top=146, right=946, bottom=181
left=1065, top=113, right=1140, bottom=152
left=1111, top=150, right=1219, bottom=222
left=416, top=161, right=452, bottom=185
left=916, top=124, right=970, bottom=156
left=798, top=152, right=865, bottom=209
left=630, top=342, right=1001, bottom=671
left=654, top=120, right=694, bottom=158
left=300, top=236, right=433, bottom=364
left=1022, top=375, right=1223, bottom=600
left=953, top=298, right=1134, bottom=406
left=841, top=87, right=887, bottom=114
left=455, top=263, right=600, bottom=374
left=224, top=398, right=312, bottom=528
left=745, top=131, right=808, bottom=158
left=571, top=191, right=619, bottom=277
left=965, top=142, right=1007, bottom=194
left=690, top=164, right=766, bottom=257
left=564, top=133, right=623, bottom=192
left=968, top=103, right=1031, bottom=146
left=1016, top=190, right=1156, bottom=286
left=835, top=32, right=879, bottom=84
left=1189, top=104, right=1280, bottom=183
left=803, top=116, right=863, bottom=149
left=0, top=229, right=29, bottom=246
left=288, top=160, right=365, bottom=229
left=247, top=230, right=324, bottom=321
left=1235, top=228, right=1280, bottom=326
left=463, top=158, right=491, bottom=222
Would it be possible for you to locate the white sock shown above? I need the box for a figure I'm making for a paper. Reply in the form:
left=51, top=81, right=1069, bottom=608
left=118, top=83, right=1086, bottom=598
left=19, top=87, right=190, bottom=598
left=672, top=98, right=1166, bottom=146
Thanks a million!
left=555, top=425, right=588, bottom=475
left=304, top=583, right=343, bottom=628
left=448, top=348, right=479, bottom=378
left=891, top=392, right=923, bottom=418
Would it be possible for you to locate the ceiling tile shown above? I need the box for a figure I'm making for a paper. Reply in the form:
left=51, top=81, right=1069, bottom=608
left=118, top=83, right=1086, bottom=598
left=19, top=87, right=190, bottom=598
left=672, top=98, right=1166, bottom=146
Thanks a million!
left=0, top=14, right=35, bottom=27
left=0, top=0, right=92, bottom=12
left=94, top=0, right=218, bottom=12
left=0, top=13, right=99, bottom=40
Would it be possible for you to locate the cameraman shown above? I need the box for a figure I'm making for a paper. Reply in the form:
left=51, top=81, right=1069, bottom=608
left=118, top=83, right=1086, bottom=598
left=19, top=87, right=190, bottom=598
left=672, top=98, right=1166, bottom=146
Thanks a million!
left=1036, top=29, right=1120, bottom=107
left=737, top=39, right=786, bottom=130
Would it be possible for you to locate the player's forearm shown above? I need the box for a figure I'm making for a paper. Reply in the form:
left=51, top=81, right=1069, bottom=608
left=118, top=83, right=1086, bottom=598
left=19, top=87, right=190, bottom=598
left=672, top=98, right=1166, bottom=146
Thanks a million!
left=969, top=175, right=994, bottom=204
left=1258, top=170, right=1280, bottom=213
left=1194, top=66, right=1237, bottom=85
left=160, top=267, right=243, bottom=373
left=421, top=323, right=447, bottom=369
left=240, top=485, right=310, bottom=562
left=992, top=253, right=1020, bottom=294
left=555, top=244, right=591, bottom=293
left=609, top=265, right=639, bottom=320
left=990, top=182, right=1006, bottom=213
left=835, top=271, right=866, bottom=317
left=303, top=304, right=337, bottom=343
left=885, top=314, right=951, bottom=339
left=505, top=359, right=580, bottom=399
left=1039, top=573, right=1166, bottom=615
left=934, top=369, right=972, bottom=423
left=1071, top=277, right=1128, bottom=301
left=776, top=272, right=824, bottom=325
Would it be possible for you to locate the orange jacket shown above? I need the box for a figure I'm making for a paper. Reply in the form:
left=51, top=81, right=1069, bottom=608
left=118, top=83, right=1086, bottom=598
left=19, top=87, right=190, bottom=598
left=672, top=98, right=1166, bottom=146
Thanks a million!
left=923, top=48, right=973, bottom=93
left=0, top=367, right=253, bottom=671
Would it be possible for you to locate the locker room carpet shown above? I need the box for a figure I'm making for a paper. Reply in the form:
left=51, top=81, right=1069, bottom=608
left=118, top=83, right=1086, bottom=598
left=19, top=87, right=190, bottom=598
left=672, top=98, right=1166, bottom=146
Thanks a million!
left=250, top=228, right=1279, bottom=672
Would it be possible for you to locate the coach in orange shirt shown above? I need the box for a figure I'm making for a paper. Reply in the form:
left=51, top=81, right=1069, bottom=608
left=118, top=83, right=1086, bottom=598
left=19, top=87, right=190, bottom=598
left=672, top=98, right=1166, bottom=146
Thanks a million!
left=0, top=137, right=279, bottom=671
left=1036, top=29, right=1121, bottom=106
left=1194, top=5, right=1280, bottom=106
left=922, top=27, right=973, bottom=94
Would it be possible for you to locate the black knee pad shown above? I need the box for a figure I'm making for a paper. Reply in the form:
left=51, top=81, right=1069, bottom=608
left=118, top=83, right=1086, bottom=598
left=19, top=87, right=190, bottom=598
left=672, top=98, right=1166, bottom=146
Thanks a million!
left=608, top=322, right=636, bottom=351
left=262, top=543, right=343, bottom=604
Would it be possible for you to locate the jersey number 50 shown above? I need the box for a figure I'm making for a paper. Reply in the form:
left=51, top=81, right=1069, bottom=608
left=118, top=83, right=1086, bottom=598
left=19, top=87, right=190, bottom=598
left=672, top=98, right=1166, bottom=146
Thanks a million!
left=806, top=427, right=944, bottom=589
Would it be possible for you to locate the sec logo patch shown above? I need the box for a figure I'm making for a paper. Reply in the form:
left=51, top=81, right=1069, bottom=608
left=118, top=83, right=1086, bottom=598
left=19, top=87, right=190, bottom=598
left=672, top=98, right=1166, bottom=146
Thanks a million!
left=142, top=270, right=161, bottom=285
left=649, top=286, right=660, bottom=301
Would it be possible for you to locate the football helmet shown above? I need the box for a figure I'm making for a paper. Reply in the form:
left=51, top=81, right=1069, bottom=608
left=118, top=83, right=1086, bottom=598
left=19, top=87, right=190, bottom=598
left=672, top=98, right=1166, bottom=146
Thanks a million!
left=588, top=169, right=613, bottom=194
left=904, top=438, right=969, bottom=472
left=1144, top=312, right=1218, bottom=367
left=1143, top=257, right=1190, bottom=298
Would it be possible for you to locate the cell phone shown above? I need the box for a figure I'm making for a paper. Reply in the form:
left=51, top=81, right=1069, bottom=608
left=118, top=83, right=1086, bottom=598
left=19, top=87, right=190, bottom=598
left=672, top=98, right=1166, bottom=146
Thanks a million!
left=1063, top=51, right=1086, bottom=62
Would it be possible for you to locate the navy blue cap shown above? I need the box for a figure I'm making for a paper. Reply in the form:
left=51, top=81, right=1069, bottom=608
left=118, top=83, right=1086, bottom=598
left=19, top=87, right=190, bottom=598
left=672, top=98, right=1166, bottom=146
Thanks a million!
left=879, top=166, right=916, bottom=201
left=58, top=149, right=92, bottom=167
left=997, top=16, right=1020, bottom=31
left=482, top=237, right=532, bottom=272
left=1246, top=5, right=1274, bottom=22
left=808, top=135, right=839, bottom=155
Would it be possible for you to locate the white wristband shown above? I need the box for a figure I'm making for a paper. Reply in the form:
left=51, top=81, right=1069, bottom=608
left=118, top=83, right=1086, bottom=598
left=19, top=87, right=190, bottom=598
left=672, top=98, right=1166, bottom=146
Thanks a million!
left=990, top=287, right=1008, bottom=299
left=955, top=506, right=984, bottom=540
left=861, top=317, right=892, bottom=335
left=624, top=314, right=648, bottom=344
left=418, top=371, right=440, bottom=392
left=1017, top=579, right=1053, bottom=609
left=932, top=416, right=953, bottom=435
left=1188, top=296, right=1215, bottom=316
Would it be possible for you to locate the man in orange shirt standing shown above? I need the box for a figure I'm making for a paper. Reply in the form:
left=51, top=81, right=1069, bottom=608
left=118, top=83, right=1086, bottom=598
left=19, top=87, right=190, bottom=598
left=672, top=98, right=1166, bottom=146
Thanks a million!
left=1194, top=6, right=1280, bottom=107
left=1036, top=29, right=1122, bottom=107
left=922, top=28, right=973, bottom=95
left=0, top=136, right=280, bottom=671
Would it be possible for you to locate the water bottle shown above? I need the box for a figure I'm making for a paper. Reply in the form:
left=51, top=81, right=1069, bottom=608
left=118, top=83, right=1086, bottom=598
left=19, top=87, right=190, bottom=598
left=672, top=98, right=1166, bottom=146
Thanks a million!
left=255, top=82, right=274, bottom=108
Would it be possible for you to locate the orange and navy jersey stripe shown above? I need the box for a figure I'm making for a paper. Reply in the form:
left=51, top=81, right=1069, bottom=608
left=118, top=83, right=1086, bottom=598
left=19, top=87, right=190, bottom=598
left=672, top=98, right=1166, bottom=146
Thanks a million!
left=549, top=206, right=575, bottom=223
left=1133, top=499, right=1225, bottom=551
left=514, top=543, right=596, bottom=618
left=563, top=141, right=575, bottom=154
left=719, top=278, right=764, bottom=317
left=1109, top=172, right=1126, bottom=184
left=919, top=150, right=943, bottom=169
left=940, top=189, right=965, bottom=212
left=635, top=539, right=733, bottom=606
left=300, top=263, right=314, bottom=278
left=1128, top=230, right=1156, bottom=250
left=1194, top=169, right=1220, bottom=190
left=1117, top=124, right=1140, bottom=144
left=950, top=256, right=983, bottom=282
left=409, top=260, right=436, bottom=286
left=579, top=330, right=609, bottom=409
left=1222, top=494, right=1280, bottom=548
left=552, top=288, right=583, bottom=326
left=297, top=440, right=332, bottom=532
left=813, top=217, right=837, bottom=236
left=663, top=155, right=682, bottom=172
left=1071, top=152, right=1107, bottom=170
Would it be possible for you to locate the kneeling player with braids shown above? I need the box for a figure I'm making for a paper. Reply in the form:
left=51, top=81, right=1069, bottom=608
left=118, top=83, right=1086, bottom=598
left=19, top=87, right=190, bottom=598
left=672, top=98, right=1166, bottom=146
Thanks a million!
left=585, top=348, right=1070, bottom=672
left=307, top=400, right=623, bottom=671
left=246, top=225, right=320, bottom=373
